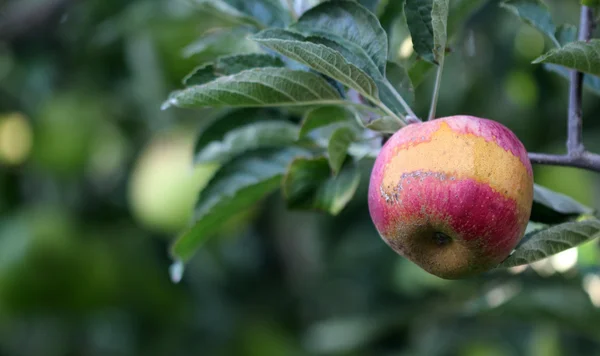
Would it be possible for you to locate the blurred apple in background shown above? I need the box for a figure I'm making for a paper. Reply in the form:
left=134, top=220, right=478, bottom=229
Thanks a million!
left=128, top=127, right=218, bottom=234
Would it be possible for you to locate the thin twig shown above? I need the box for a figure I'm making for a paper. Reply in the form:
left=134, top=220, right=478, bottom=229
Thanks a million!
left=428, top=55, right=445, bottom=121
left=529, top=6, right=600, bottom=173
left=529, top=152, right=600, bottom=173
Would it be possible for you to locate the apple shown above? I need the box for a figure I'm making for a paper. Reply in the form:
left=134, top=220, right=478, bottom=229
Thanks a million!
left=368, top=115, right=534, bottom=279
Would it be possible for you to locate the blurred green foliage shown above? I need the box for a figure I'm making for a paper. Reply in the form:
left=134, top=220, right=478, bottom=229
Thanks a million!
left=0, top=0, right=600, bottom=355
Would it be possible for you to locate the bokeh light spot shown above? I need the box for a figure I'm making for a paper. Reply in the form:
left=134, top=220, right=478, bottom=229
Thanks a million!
left=0, top=113, right=33, bottom=165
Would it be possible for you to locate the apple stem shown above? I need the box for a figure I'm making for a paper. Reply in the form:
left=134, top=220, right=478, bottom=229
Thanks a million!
left=528, top=6, right=600, bottom=173
left=428, top=54, right=445, bottom=121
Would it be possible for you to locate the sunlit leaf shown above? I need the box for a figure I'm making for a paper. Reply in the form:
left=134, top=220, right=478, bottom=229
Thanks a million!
left=171, top=148, right=310, bottom=261
left=164, top=68, right=343, bottom=109
left=293, top=0, right=389, bottom=75
left=282, top=157, right=360, bottom=215
left=499, top=0, right=558, bottom=46
left=498, top=218, right=600, bottom=268
left=533, top=40, right=600, bottom=76
left=252, top=29, right=379, bottom=100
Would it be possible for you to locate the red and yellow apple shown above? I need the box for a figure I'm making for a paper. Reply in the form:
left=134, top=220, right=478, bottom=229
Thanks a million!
left=368, top=115, right=534, bottom=279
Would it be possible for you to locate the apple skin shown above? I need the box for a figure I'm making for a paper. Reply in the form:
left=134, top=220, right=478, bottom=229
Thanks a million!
left=368, top=115, right=534, bottom=279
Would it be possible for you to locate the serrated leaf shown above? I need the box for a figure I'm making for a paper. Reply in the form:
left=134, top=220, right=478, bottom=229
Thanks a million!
left=196, top=121, right=300, bottom=164
left=282, top=157, right=360, bottom=215
left=183, top=63, right=217, bottom=86
left=171, top=148, right=310, bottom=261
left=164, top=68, right=343, bottom=110
left=404, top=0, right=450, bottom=64
left=328, top=126, right=356, bottom=174
left=300, top=106, right=355, bottom=139
left=544, top=63, right=600, bottom=96
left=555, top=24, right=577, bottom=47
left=386, top=61, right=414, bottom=107
left=194, top=108, right=281, bottom=158
left=191, top=0, right=265, bottom=29
left=365, top=116, right=402, bottom=133
left=215, top=53, right=285, bottom=75
left=183, top=54, right=285, bottom=87
left=293, top=33, right=410, bottom=117
left=498, top=219, right=600, bottom=268
left=533, top=40, right=600, bottom=76
left=499, top=0, right=558, bottom=46
left=293, top=1, right=389, bottom=75
left=252, top=29, right=379, bottom=100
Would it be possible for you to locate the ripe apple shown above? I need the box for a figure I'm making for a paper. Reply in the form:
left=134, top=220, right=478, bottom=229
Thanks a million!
left=368, top=115, right=534, bottom=279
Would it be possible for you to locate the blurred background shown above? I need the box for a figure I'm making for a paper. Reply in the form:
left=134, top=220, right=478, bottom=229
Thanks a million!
left=1, top=0, right=600, bottom=355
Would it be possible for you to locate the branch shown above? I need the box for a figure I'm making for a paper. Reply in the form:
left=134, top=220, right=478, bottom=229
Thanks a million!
left=529, top=6, right=600, bottom=173
left=529, top=152, right=600, bottom=173
left=566, top=6, right=593, bottom=155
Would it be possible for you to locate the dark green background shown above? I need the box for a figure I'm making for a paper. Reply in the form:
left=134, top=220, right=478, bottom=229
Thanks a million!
left=0, top=0, right=599, bottom=355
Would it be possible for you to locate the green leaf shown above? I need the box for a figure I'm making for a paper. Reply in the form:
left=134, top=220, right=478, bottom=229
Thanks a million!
left=533, top=40, right=600, bottom=76
left=282, top=157, right=360, bottom=215
left=534, top=184, right=594, bottom=216
left=195, top=121, right=300, bottom=164
left=555, top=24, right=577, bottom=47
left=365, top=116, right=402, bottom=133
left=222, top=0, right=291, bottom=28
left=191, top=0, right=265, bottom=29
left=171, top=148, right=310, bottom=262
left=531, top=184, right=595, bottom=223
left=293, top=1, right=389, bottom=75
left=215, top=53, right=285, bottom=75
left=499, top=0, right=558, bottom=46
left=252, top=29, right=379, bottom=100
left=385, top=61, right=415, bottom=107
left=183, top=63, right=217, bottom=86
left=183, top=54, right=285, bottom=87
left=498, top=219, right=600, bottom=268
left=544, top=63, right=600, bottom=96
left=163, top=68, right=343, bottom=110
left=408, top=59, right=436, bottom=87
left=404, top=0, right=450, bottom=64
left=182, top=28, right=260, bottom=59
left=328, top=126, right=356, bottom=174
left=581, top=0, right=600, bottom=6
left=289, top=33, right=410, bottom=118
left=194, top=109, right=281, bottom=158
left=299, top=106, right=356, bottom=139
